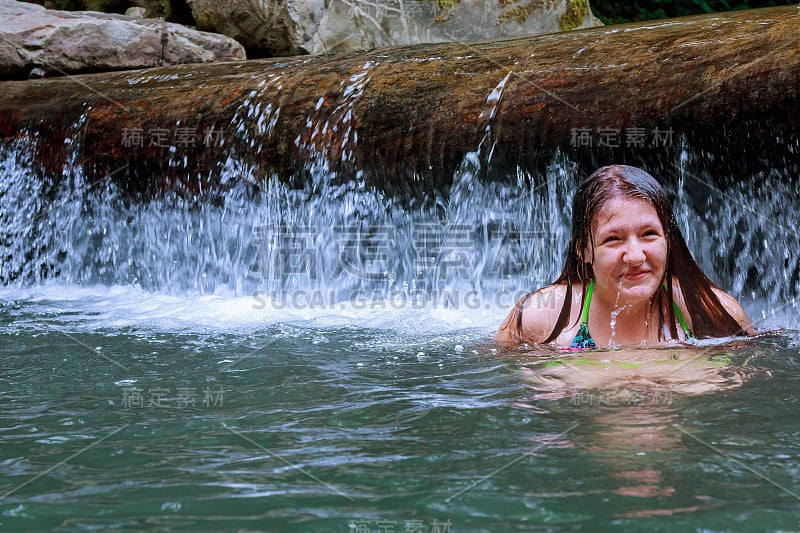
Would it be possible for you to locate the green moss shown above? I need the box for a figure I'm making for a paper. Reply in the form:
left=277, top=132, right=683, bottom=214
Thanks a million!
left=559, top=0, right=590, bottom=31
left=497, top=1, right=538, bottom=24
left=417, top=0, right=461, bottom=9
left=418, top=0, right=593, bottom=28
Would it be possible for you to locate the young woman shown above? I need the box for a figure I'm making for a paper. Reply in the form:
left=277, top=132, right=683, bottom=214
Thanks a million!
left=495, top=165, right=754, bottom=349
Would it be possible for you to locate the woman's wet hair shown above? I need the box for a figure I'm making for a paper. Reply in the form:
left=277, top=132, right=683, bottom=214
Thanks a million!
left=500, top=164, right=745, bottom=343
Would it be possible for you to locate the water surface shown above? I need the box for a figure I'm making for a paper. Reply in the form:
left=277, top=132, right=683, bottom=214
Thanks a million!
left=1, top=288, right=798, bottom=531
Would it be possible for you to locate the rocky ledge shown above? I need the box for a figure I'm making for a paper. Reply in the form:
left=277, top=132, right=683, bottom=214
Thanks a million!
left=0, top=0, right=245, bottom=79
left=2, top=0, right=602, bottom=79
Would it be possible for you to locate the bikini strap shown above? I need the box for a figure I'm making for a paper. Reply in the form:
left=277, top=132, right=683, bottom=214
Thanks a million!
left=661, top=281, right=693, bottom=339
left=672, top=300, right=693, bottom=339
left=580, top=279, right=595, bottom=324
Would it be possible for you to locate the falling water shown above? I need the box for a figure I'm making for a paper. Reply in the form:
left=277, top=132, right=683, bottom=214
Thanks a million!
left=0, top=75, right=798, bottom=332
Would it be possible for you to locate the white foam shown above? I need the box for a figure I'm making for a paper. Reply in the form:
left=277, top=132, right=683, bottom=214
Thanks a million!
left=0, top=282, right=506, bottom=337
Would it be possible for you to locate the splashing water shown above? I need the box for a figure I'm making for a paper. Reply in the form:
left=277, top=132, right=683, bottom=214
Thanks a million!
left=0, top=91, right=798, bottom=334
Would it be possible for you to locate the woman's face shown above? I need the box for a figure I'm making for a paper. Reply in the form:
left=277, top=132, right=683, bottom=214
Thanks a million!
left=587, top=196, right=667, bottom=307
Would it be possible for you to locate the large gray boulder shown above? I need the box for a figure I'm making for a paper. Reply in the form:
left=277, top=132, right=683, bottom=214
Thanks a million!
left=0, top=0, right=245, bottom=79
left=186, top=0, right=603, bottom=56
left=185, top=0, right=324, bottom=56
left=312, top=0, right=603, bottom=54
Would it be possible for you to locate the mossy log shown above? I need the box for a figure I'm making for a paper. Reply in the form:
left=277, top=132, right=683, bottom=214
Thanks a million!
left=1, top=6, right=799, bottom=198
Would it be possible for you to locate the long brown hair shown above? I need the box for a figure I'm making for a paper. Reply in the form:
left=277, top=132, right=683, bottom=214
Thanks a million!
left=503, top=165, right=745, bottom=343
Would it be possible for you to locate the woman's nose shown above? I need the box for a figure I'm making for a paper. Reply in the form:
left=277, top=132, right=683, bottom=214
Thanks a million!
left=623, top=240, right=646, bottom=265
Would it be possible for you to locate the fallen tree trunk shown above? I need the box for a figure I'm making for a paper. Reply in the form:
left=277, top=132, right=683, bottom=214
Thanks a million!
left=1, top=6, right=799, bottom=197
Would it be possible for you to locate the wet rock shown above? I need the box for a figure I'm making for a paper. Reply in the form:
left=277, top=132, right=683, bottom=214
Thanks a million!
left=186, top=0, right=603, bottom=57
left=27, top=66, right=46, bottom=78
left=129, top=0, right=174, bottom=19
left=311, top=0, right=603, bottom=55
left=185, top=0, right=319, bottom=57
left=0, top=0, right=245, bottom=80
left=124, top=6, right=146, bottom=18
left=2, top=6, right=796, bottom=198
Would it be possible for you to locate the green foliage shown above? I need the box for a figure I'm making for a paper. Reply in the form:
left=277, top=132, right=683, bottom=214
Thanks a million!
left=590, top=0, right=797, bottom=25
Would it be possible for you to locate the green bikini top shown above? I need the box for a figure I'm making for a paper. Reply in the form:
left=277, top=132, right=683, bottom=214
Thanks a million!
left=568, top=280, right=693, bottom=351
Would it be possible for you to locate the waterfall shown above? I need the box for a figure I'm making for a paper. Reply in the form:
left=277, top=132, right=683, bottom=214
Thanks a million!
left=0, top=131, right=571, bottom=306
left=0, top=69, right=798, bottom=329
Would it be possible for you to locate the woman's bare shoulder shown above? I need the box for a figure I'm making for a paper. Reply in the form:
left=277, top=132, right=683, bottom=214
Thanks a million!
left=494, top=283, right=569, bottom=345
left=672, top=276, right=755, bottom=336
left=711, top=287, right=756, bottom=335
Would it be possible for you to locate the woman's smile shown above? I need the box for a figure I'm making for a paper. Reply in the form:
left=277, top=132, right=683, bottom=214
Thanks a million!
left=621, top=268, right=650, bottom=282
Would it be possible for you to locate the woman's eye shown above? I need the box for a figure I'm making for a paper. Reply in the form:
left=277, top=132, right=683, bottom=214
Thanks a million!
left=603, top=236, right=619, bottom=243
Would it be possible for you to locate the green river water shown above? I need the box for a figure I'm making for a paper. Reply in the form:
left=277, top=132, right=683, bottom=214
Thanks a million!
left=1, top=288, right=798, bottom=532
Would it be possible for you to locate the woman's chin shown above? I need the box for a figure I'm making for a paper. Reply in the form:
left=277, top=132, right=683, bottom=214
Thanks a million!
left=616, top=284, right=659, bottom=306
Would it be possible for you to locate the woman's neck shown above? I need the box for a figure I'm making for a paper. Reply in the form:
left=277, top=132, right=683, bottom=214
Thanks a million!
left=589, top=291, right=658, bottom=347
